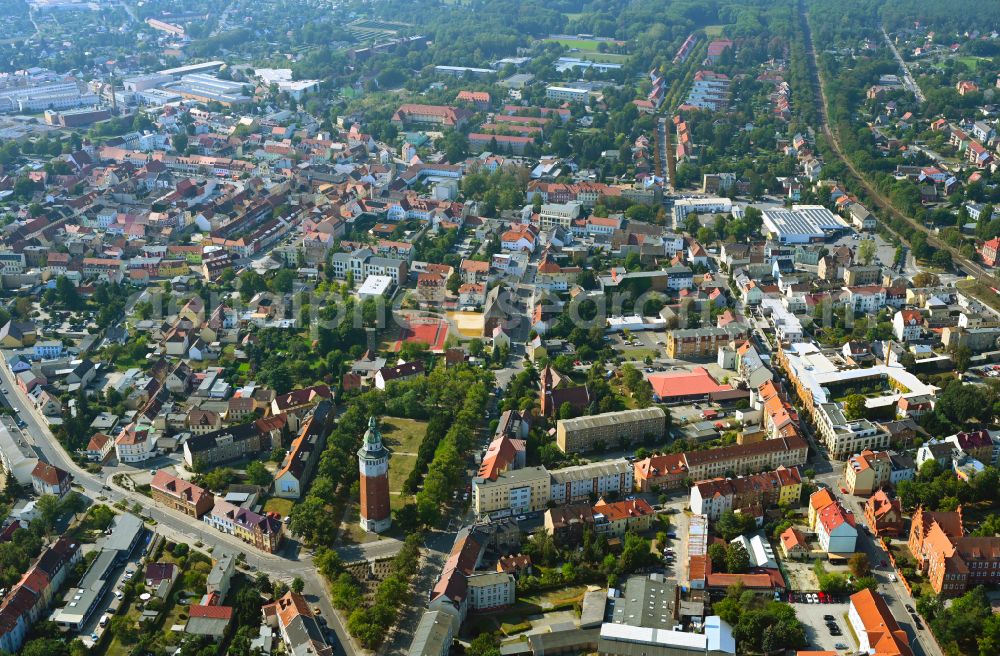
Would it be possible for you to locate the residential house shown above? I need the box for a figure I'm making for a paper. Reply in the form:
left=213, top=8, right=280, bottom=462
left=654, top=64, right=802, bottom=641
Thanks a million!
left=779, top=527, right=809, bottom=560
left=150, top=470, right=214, bottom=518
left=816, top=499, right=858, bottom=555
left=185, top=605, right=233, bottom=638
left=144, top=563, right=178, bottom=599
left=847, top=589, right=913, bottom=656
left=633, top=453, right=689, bottom=491
left=864, top=490, right=903, bottom=537
left=592, top=497, right=655, bottom=536
left=84, top=432, right=115, bottom=462
left=261, top=591, right=333, bottom=656
left=114, top=422, right=157, bottom=463
left=544, top=502, right=595, bottom=548
left=30, top=462, right=71, bottom=498
left=273, top=401, right=332, bottom=499
left=374, top=361, right=425, bottom=391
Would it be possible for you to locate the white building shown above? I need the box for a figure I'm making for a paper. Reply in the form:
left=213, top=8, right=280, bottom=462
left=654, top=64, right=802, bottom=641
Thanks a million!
left=357, top=274, right=394, bottom=300
left=815, top=499, right=858, bottom=554
left=671, top=197, right=732, bottom=228
left=761, top=205, right=847, bottom=243
left=844, top=286, right=887, bottom=313
left=0, top=422, right=38, bottom=485
left=548, top=459, right=634, bottom=505
left=730, top=533, right=777, bottom=569
left=893, top=309, right=923, bottom=342
left=848, top=589, right=912, bottom=656
left=467, top=572, right=515, bottom=610
left=545, top=85, right=589, bottom=103
left=114, top=423, right=158, bottom=463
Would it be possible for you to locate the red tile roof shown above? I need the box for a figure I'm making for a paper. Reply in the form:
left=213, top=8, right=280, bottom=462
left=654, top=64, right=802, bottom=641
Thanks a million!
left=31, top=462, right=69, bottom=486
left=188, top=604, right=233, bottom=619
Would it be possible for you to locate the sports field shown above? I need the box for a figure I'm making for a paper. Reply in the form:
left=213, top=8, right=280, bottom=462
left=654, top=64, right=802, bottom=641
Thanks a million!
left=393, top=316, right=450, bottom=352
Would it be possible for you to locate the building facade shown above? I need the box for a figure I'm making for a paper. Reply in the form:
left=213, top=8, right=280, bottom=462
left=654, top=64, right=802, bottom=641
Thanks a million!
left=556, top=407, right=666, bottom=454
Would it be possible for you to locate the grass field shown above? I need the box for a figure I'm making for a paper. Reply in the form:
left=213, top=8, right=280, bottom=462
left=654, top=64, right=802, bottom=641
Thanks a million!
left=544, top=37, right=601, bottom=51
left=381, top=417, right=426, bottom=509
left=388, top=455, right=418, bottom=509
left=587, top=52, right=629, bottom=63
left=263, top=497, right=295, bottom=517
left=956, top=55, right=990, bottom=72
left=704, top=24, right=726, bottom=37
left=621, top=347, right=660, bottom=360
left=380, top=416, right=427, bottom=454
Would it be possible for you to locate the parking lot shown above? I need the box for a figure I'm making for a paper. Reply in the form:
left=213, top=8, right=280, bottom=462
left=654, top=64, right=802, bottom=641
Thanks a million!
left=80, top=553, right=144, bottom=648
left=792, top=601, right=856, bottom=653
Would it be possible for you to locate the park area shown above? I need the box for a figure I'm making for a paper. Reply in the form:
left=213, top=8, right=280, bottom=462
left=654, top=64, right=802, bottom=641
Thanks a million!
left=335, top=416, right=428, bottom=545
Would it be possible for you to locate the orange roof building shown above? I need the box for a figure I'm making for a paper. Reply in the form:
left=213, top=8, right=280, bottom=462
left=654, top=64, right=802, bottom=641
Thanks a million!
left=477, top=434, right=526, bottom=481
left=848, top=589, right=913, bottom=656
left=808, top=488, right=837, bottom=530
left=633, top=453, right=689, bottom=491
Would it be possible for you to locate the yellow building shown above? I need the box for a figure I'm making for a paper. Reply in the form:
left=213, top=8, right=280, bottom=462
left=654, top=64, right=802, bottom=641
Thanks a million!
left=472, top=466, right=551, bottom=516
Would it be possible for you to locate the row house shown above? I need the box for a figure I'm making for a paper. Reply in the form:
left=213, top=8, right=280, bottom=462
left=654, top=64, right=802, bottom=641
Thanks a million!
left=689, top=466, right=802, bottom=521
left=151, top=470, right=214, bottom=518
left=205, top=499, right=284, bottom=553
left=0, top=538, right=81, bottom=654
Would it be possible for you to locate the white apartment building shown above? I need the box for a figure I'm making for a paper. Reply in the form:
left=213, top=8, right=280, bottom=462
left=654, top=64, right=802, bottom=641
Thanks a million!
left=549, top=459, right=633, bottom=504
left=545, top=85, right=589, bottom=103
left=843, top=286, right=887, bottom=313
left=467, top=572, right=515, bottom=610
left=537, top=202, right=582, bottom=230
left=815, top=404, right=890, bottom=459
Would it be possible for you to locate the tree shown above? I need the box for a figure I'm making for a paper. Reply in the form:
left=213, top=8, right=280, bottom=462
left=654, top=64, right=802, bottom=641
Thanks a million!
left=446, top=271, right=461, bottom=294
left=849, top=552, right=871, bottom=578
left=708, top=542, right=727, bottom=572
left=843, top=394, right=867, bottom=420
left=716, top=510, right=755, bottom=541
left=271, top=268, right=295, bottom=294
left=35, top=494, right=62, bottom=534
left=725, top=542, right=751, bottom=574
left=559, top=402, right=576, bottom=420
left=21, top=638, right=70, bottom=656
left=246, top=461, right=273, bottom=486
left=291, top=576, right=305, bottom=593
left=467, top=633, right=501, bottom=656
left=172, top=132, right=188, bottom=152
left=857, top=238, right=877, bottom=265
left=953, top=345, right=971, bottom=373
left=912, top=271, right=940, bottom=287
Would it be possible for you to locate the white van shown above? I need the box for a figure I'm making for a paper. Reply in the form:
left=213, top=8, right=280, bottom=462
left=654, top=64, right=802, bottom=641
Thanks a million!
left=99, top=614, right=109, bottom=627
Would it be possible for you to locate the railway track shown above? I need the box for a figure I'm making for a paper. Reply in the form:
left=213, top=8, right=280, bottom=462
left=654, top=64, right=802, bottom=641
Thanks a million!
left=797, top=0, right=1000, bottom=289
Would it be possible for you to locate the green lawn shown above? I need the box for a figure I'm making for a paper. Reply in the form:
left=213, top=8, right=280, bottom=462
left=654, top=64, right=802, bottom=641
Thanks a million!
left=544, top=37, right=601, bottom=51
left=263, top=497, right=295, bottom=517
left=380, top=416, right=428, bottom=455
left=588, top=52, right=629, bottom=63
left=703, top=24, right=726, bottom=37
left=956, top=55, right=990, bottom=72
left=621, top=348, right=659, bottom=360
left=388, top=454, right=418, bottom=509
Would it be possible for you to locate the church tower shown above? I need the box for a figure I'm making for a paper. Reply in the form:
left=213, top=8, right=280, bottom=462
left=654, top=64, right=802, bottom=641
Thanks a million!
left=358, top=416, right=391, bottom=533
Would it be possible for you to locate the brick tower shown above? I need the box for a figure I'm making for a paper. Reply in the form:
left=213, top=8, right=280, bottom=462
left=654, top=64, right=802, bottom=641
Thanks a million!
left=358, top=416, right=391, bottom=533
